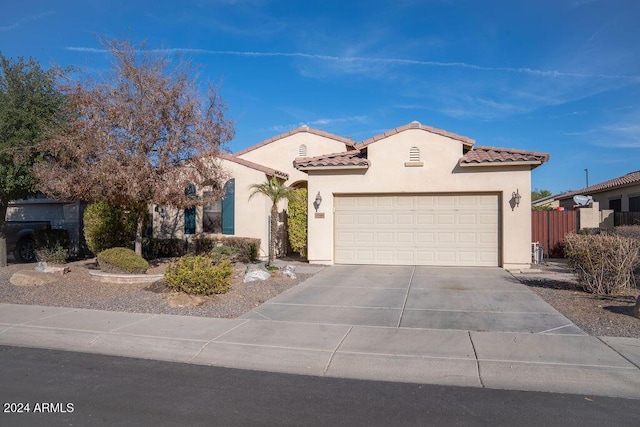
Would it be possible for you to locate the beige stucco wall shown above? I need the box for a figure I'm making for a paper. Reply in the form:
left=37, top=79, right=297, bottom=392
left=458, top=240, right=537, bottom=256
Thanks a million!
left=576, top=202, right=615, bottom=230
left=152, top=158, right=275, bottom=258
left=304, top=129, right=534, bottom=269
left=237, top=132, right=352, bottom=185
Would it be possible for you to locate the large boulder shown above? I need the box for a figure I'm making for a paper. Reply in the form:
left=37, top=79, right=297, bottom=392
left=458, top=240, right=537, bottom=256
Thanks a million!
left=10, top=270, right=59, bottom=287
left=165, top=293, right=207, bottom=307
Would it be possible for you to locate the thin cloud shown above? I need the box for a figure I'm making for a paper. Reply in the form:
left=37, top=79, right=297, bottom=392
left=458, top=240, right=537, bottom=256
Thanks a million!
left=65, top=46, right=639, bottom=80
left=570, top=117, right=640, bottom=148
left=1, top=11, right=54, bottom=32
left=269, top=115, right=368, bottom=133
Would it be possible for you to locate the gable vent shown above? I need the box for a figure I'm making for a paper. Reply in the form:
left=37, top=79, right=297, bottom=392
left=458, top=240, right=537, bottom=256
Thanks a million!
left=409, top=146, right=420, bottom=162
left=298, top=144, right=307, bottom=157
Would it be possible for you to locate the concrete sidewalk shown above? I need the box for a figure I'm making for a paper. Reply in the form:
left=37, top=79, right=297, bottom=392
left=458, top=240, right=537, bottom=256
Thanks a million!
left=1, top=302, right=639, bottom=399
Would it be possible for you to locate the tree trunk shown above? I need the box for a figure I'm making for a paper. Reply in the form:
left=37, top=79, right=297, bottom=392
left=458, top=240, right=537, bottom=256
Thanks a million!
left=134, top=207, right=145, bottom=257
left=0, top=202, right=8, bottom=267
left=269, top=204, right=277, bottom=265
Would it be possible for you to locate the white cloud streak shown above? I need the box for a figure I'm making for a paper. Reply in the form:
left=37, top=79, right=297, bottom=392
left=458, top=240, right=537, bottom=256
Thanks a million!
left=269, top=115, right=368, bottom=133
left=65, top=46, right=639, bottom=80
left=0, top=11, right=54, bottom=32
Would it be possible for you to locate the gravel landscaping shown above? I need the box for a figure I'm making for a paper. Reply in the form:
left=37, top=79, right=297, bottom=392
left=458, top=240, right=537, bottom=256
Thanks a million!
left=0, top=259, right=312, bottom=318
left=0, top=258, right=638, bottom=338
left=513, top=259, right=640, bottom=338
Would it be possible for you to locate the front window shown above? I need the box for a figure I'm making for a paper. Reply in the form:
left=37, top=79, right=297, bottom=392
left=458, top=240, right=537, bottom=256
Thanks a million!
left=203, top=191, right=222, bottom=233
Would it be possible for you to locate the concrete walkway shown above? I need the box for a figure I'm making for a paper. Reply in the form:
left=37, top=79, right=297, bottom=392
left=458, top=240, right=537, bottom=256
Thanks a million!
left=1, top=265, right=640, bottom=400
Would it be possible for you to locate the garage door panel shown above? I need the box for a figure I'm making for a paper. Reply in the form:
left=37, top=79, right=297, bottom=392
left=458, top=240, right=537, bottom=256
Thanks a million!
left=417, top=232, right=434, bottom=243
left=357, top=232, right=374, bottom=243
left=437, top=214, right=455, bottom=225
left=417, top=214, right=434, bottom=225
left=416, top=251, right=435, bottom=263
left=458, top=232, right=477, bottom=244
left=335, top=195, right=499, bottom=267
left=458, top=214, right=477, bottom=225
left=335, top=213, right=355, bottom=225
left=377, top=214, right=394, bottom=224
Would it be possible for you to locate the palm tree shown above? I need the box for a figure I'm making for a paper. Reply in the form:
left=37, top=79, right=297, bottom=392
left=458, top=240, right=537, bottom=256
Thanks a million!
left=248, top=177, right=297, bottom=265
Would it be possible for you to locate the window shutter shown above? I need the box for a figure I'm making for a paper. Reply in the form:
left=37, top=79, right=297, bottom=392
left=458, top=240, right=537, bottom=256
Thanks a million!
left=222, top=178, right=235, bottom=235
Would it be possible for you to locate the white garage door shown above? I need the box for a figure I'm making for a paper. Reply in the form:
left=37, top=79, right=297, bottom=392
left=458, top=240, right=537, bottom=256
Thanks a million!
left=334, top=194, right=499, bottom=266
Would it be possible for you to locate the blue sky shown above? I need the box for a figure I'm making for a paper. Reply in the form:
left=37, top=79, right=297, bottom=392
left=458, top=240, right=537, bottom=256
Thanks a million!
left=2, top=0, right=639, bottom=194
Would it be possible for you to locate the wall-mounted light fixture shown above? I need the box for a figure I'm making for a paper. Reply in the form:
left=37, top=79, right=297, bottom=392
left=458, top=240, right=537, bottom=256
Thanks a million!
left=313, top=191, right=322, bottom=212
left=511, top=189, right=521, bottom=210
left=154, top=205, right=166, bottom=218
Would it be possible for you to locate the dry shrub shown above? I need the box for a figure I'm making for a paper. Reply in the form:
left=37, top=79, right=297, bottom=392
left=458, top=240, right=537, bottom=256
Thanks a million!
left=612, top=225, right=640, bottom=242
left=564, top=233, right=640, bottom=295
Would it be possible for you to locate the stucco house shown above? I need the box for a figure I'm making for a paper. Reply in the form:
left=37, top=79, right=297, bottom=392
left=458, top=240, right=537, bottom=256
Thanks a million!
left=153, top=121, right=549, bottom=270
left=556, top=170, right=640, bottom=216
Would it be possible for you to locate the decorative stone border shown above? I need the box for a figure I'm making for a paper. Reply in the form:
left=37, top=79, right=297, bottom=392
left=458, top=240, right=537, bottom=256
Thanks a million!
left=88, top=270, right=164, bottom=284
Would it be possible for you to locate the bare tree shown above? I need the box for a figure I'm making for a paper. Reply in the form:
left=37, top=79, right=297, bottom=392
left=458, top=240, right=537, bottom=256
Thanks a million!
left=35, top=39, right=233, bottom=256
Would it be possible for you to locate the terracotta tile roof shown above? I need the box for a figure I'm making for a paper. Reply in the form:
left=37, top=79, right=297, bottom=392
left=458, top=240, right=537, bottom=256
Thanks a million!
left=460, top=146, right=550, bottom=167
left=218, top=152, right=289, bottom=179
left=558, top=170, right=640, bottom=199
left=234, top=125, right=357, bottom=156
left=356, top=121, right=475, bottom=149
left=293, top=150, right=370, bottom=170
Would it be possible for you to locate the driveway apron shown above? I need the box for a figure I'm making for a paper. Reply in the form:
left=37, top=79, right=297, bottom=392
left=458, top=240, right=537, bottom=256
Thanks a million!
left=242, top=265, right=585, bottom=335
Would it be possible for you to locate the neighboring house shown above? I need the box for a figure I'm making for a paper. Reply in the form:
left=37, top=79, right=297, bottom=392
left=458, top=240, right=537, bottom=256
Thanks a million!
left=556, top=170, right=640, bottom=214
left=6, top=196, right=85, bottom=257
left=531, top=194, right=560, bottom=210
left=153, top=121, right=549, bottom=270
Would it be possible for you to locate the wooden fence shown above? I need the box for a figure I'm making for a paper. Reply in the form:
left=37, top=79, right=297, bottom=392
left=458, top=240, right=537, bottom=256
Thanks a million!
left=531, top=210, right=578, bottom=258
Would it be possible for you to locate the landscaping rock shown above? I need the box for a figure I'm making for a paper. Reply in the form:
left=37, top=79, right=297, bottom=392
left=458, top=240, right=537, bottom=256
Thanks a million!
left=35, top=262, right=69, bottom=276
left=282, top=265, right=297, bottom=279
left=43, top=266, right=70, bottom=276
left=165, top=293, right=207, bottom=307
left=243, top=263, right=271, bottom=283
left=10, top=270, right=59, bottom=287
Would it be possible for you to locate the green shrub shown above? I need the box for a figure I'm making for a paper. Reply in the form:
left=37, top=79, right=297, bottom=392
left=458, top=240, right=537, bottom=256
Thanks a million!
left=34, top=229, right=70, bottom=263
left=97, top=247, right=149, bottom=274
left=287, top=188, right=307, bottom=257
left=191, top=235, right=260, bottom=263
left=84, top=202, right=138, bottom=255
left=143, top=238, right=188, bottom=259
left=165, top=255, right=233, bottom=295
left=209, top=245, right=240, bottom=263
left=564, top=233, right=640, bottom=295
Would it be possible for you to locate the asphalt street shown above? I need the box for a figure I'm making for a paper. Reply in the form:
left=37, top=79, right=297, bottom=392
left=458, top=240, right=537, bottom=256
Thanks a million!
left=1, top=345, right=639, bottom=426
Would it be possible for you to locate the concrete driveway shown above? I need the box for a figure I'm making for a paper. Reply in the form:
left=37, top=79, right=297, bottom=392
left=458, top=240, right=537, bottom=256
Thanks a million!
left=242, top=265, right=585, bottom=335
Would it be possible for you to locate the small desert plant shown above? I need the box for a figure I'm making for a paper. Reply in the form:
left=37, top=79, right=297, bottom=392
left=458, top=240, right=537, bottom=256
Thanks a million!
left=165, top=255, right=233, bottom=295
left=35, top=245, right=69, bottom=264
left=34, top=229, right=70, bottom=263
left=564, top=233, right=640, bottom=295
left=97, top=247, right=149, bottom=274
